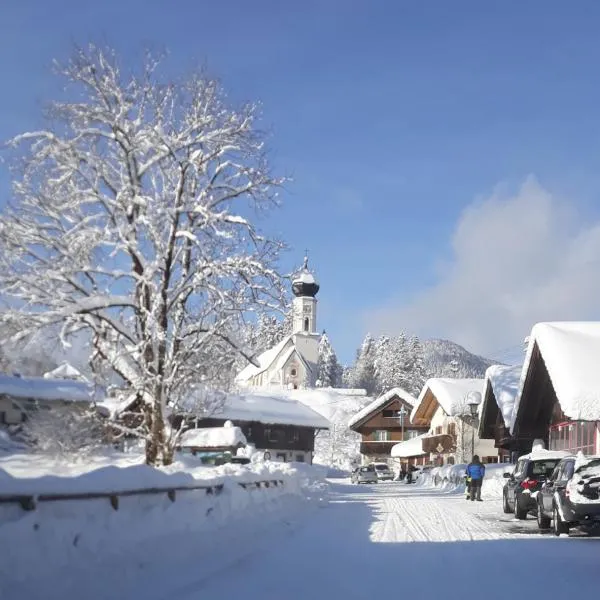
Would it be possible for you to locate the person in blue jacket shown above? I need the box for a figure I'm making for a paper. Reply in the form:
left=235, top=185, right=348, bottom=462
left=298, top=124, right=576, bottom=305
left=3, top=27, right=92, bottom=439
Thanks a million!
left=466, top=455, right=485, bottom=501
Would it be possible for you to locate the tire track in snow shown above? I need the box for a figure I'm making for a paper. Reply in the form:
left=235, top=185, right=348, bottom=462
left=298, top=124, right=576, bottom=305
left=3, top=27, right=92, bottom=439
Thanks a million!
left=370, top=491, right=512, bottom=543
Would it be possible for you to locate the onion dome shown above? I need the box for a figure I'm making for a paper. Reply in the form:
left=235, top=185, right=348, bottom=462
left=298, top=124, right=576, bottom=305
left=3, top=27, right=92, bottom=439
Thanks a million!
left=292, top=256, right=320, bottom=298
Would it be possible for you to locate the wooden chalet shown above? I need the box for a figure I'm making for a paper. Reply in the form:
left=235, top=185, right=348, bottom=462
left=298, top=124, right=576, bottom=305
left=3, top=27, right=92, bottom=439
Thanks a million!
left=510, top=322, right=600, bottom=457
left=172, top=391, right=330, bottom=464
left=410, top=377, right=499, bottom=465
left=348, top=388, right=428, bottom=462
left=478, top=365, right=525, bottom=461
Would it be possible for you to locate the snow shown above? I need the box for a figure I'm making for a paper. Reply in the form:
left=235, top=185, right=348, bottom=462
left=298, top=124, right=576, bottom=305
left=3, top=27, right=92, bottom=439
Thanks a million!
left=0, top=451, right=327, bottom=600
left=482, top=364, right=521, bottom=426
left=0, top=373, right=98, bottom=403
left=347, top=387, right=417, bottom=429
left=292, top=268, right=316, bottom=285
left=4, top=453, right=600, bottom=600
left=179, top=423, right=247, bottom=449
left=43, top=362, right=89, bottom=381
left=390, top=433, right=430, bottom=458
left=235, top=335, right=291, bottom=381
left=511, top=322, right=600, bottom=431
left=567, top=458, right=600, bottom=504
left=516, top=448, right=573, bottom=461
left=411, top=377, right=484, bottom=421
left=204, top=391, right=330, bottom=429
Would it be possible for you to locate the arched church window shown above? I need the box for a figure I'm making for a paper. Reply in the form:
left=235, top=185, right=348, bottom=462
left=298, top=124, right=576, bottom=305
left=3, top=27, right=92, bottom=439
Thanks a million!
left=304, top=317, right=309, bottom=331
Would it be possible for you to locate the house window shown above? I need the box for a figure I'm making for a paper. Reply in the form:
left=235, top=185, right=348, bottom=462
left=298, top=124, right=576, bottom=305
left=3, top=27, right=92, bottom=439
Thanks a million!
left=406, top=430, right=419, bottom=440
left=374, top=430, right=390, bottom=441
left=276, top=453, right=287, bottom=462
left=549, top=421, right=596, bottom=455
left=382, top=410, right=398, bottom=419
left=447, top=423, right=456, bottom=437
left=296, top=454, right=305, bottom=462
left=289, top=429, right=300, bottom=443
left=435, top=426, right=442, bottom=435
left=0, top=411, right=5, bottom=424
left=304, top=317, right=309, bottom=332
left=265, top=427, right=280, bottom=443
left=290, top=368, right=297, bottom=377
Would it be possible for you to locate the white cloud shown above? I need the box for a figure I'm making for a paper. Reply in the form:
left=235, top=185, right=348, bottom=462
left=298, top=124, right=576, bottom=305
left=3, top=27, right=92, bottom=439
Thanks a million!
left=366, top=176, right=600, bottom=360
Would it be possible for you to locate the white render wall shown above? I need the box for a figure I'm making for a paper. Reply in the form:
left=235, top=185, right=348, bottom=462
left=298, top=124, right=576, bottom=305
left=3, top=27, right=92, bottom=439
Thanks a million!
left=292, top=296, right=317, bottom=334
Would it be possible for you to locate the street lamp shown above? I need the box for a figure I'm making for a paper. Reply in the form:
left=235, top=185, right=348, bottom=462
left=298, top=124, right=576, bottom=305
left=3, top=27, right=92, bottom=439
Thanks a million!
left=465, top=391, right=481, bottom=460
left=398, top=405, right=408, bottom=441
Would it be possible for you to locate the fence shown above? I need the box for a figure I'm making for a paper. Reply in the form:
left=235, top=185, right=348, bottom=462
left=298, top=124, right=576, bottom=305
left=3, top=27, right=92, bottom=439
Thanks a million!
left=0, top=478, right=285, bottom=512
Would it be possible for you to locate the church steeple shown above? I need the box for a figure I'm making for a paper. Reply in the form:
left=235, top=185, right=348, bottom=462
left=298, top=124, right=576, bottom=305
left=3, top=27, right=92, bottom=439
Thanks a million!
left=292, top=255, right=319, bottom=334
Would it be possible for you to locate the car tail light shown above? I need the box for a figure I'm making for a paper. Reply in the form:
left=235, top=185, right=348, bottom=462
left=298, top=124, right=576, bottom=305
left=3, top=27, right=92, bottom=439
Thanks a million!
left=520, top=479, right=538, bottom=490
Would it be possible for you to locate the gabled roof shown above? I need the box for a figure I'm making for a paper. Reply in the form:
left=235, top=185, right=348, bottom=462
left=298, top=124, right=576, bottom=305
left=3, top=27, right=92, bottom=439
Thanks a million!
left=0, top=373, right=98, bottom=403
left=411, top=378, right=484, bottom=426
left=348, top=387, right=417, bottom=429
left=511, top=322, right=600, bottom=434
left=235, top=335, right=293, bottom=382
left=478, top=364, right=522, bottom=438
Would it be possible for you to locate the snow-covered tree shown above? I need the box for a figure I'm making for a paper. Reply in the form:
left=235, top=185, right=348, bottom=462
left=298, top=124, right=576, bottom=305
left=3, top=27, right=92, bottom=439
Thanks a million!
left=0, top=46, right=286, bottom=465
left=404, top=335, right=427, bottom=396
left=317, top=333, right=340, bottom=388
left=348, top=333, right=377, bottom=394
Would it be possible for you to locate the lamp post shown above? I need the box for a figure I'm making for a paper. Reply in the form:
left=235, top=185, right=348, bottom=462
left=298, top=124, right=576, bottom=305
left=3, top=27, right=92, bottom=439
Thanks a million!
left=465, top=391, right=482, bottom=460
left=398, top=405, right=408, bottom=442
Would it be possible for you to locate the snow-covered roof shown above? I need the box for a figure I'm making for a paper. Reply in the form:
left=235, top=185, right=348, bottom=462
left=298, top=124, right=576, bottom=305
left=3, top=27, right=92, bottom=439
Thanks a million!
left=235, top=335, right=292, bottom=382
left=411, top=378, right=484, bottom=423
left=481, top=365, right=522, bottom=427
left=43, top=362, right=88, bottom=382
left=511, top=322, right=600, bottom=432
left=212, top=392, right=330, bottom=429
left=348, top=387, right=417, bottom=429
left=391, top=433, right=431, bottom=458
left=179, top=422, right=247, bottom=449
left=0, top=373, right=97, bottom=403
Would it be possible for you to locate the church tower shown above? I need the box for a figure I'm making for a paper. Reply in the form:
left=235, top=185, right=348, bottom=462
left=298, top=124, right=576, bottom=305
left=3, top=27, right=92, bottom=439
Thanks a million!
left=291, top=256, right=320, bottom=335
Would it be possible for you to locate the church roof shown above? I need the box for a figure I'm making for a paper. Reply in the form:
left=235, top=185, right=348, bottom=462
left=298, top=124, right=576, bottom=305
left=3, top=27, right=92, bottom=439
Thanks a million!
left=235, top=335, right=293, bottom=382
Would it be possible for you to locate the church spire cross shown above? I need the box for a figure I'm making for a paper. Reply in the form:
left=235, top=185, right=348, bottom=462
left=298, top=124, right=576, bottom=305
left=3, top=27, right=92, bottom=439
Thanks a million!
left=302, top=251, right=309, bottom=270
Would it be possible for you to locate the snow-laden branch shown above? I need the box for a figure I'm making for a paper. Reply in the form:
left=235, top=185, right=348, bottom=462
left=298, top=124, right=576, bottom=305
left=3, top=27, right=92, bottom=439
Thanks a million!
left=0, top=45, right=288, bottom=465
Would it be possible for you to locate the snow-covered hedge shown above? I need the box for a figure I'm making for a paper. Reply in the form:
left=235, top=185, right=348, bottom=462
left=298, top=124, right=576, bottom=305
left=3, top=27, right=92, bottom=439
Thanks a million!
left=0, top=455, right=327, bottom=599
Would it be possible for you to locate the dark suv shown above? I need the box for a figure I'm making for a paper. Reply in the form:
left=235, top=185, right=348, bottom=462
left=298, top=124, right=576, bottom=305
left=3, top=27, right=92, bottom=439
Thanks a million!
left=537, top=457, right=600, bottom=536
left=503, top=455, right=568, bottom=519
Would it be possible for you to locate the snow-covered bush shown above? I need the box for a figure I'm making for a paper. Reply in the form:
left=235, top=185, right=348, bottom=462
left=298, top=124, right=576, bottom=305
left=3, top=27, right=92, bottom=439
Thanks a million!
left=23, top=406, right=106, bottom=458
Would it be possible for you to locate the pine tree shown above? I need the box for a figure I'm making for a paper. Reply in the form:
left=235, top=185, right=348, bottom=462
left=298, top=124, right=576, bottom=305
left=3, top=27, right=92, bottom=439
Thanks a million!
left=374, top=333, right=410, bottom=395
left=404, top=335, right=427, bottom=396
left=349, top=333, right=376, bottom=394
left=317, top=333, right=340, bottom=388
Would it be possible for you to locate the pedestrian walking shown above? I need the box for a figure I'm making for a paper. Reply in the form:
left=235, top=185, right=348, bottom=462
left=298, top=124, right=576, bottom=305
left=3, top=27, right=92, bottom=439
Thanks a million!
left=466, top=455, right=485, bottom=501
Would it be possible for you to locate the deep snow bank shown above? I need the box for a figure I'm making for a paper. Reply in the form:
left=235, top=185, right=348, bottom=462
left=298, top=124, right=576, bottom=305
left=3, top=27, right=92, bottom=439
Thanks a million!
left=416, top=463, right=514, bottom=498
left=0, top=454, right=327, bottom=600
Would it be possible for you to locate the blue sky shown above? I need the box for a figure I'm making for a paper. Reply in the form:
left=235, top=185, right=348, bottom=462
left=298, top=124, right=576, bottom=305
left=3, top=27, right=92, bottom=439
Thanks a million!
left=2, top=1, right=600, bottom=365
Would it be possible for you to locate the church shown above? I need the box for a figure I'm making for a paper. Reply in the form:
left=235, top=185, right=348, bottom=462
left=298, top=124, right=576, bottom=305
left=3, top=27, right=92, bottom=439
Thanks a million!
left=236, top=258, right=323, bottom=390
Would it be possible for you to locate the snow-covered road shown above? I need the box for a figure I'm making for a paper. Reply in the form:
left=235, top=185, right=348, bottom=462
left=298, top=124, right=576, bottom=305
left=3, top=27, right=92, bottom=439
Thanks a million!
left=182, top=481, right=600, bottom=600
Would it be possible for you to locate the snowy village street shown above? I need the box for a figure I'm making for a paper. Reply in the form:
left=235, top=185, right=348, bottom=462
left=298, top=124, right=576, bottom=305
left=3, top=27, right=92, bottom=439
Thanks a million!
left=172, top=480, right=600, bottom=600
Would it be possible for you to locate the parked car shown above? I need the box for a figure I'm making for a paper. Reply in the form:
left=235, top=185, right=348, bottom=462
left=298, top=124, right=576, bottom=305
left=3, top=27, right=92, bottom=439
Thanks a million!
left=503, top=453, right=571, bottom=519
left=537, top=456, right=600, bottom=535
left=351, top=465, right=378, bottom=484
left=372, top=462, right=394, bottom=481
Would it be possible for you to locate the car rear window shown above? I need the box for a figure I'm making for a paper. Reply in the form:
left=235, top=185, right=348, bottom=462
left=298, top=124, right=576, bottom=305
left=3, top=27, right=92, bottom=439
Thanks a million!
left=360, top=466, right=374, bottom=472
left=528, top=459, right=561, bottom=478
left=374, top=464, right=389, bottom=471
